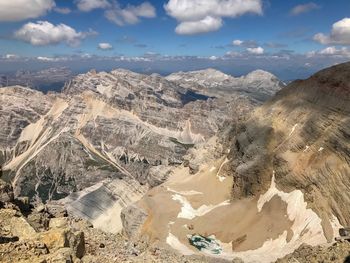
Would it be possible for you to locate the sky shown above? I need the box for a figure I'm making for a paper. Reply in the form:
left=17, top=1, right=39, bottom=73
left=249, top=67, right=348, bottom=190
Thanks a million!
left=0, top=0, right=350, bottom=80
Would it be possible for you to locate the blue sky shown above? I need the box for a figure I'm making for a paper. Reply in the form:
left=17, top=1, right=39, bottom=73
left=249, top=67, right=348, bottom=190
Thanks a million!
left=0, top=0, right=350, bottom=79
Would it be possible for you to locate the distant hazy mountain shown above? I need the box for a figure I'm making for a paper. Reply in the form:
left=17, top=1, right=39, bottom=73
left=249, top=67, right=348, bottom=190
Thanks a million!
left=0, top=67, right=72, bottom=92
left=166, top=68, right=284, bottom=101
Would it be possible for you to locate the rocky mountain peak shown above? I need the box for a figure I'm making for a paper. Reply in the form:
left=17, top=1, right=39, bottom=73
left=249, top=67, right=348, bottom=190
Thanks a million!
left=274, top=62, right=350, bottom=113
left=244, top=69, right=279, bottom=81
left=166, top=68, right=234, bottom=83
left=308, top=61, right=350, bottom=98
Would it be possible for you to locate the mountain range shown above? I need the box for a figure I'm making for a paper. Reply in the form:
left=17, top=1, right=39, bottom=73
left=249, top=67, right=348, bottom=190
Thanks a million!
left=0, top=68, right=283, bottom=234
left=0, top=63, right=349, bottom=262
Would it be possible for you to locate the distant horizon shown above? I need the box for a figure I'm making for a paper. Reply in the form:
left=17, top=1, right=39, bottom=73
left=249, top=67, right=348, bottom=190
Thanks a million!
left=1, top=0, right=350, bottom=80
left=1, top=57, right=348, bottom=82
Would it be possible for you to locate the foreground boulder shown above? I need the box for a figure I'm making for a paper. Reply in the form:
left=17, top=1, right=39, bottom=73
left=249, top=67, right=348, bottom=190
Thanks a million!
left=121, top=204, right=148, bottom=239
left=0, top=186, right=85, bottom=263
left=0, top=179, right=14, bottom=203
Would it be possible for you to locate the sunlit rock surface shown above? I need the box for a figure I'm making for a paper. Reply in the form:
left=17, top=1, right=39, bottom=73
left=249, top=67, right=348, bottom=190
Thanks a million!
left=125, top=62, right=350, bottom=262
left=0, top=68, right=282, bottom=233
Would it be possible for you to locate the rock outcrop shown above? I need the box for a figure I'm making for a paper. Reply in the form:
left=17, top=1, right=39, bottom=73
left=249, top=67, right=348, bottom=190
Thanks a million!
left=0, top=179, right=85, bottom=263
left=121, top=204, right=148, bottom=239
left=0, top=179, right=14, bottom=203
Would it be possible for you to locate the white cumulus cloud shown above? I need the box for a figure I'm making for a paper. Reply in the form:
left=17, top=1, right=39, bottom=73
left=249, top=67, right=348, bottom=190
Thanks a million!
left=175, top=16, right=222, bottom=35
left=37, top=56, right=55, bottom=61
left=290, top=2, right=320, bottom=16
left=164, top=0, right=263, bottom=35
left=5, top=54, right=19, bottom=59
left=307, top=46, right=350, bottom=58
left=233, top=39, right=243, bottom=46
left=98, top=42, right=113, bottom=50
left=105, top=2, right=156, bottom=26
left=14, top=21, right=97, bottom=46
left=320, top=46, right=350, bottom=56
left=75, top=0, right=110, bottom=12
left=232, top=39, right=258, bottom=48
left=0, top=0, right=55, bottom=21
left=314, top=18, right=350, bottom=45
left=54, top=7, right=72, bottom=14
left=247, top=46, right=264, bottom=54
left=319, top=46, right=339, bottom=55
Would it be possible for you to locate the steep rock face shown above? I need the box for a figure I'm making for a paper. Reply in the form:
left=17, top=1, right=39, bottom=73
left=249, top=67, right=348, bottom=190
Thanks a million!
left=63, top=178, right=147, bottom=234
left=230, top=62, right=350, bottom=229
left=0, top=86, right=52, bottom=164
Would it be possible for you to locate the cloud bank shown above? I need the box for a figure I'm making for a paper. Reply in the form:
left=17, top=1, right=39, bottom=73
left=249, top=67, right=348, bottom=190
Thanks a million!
left=98, top=42, right=113, bottom=50
left=0, top=0, right=55, bottom=21
left=247, top=46, right=264, bottom=54
left=164, top=0, right=263, bottom=35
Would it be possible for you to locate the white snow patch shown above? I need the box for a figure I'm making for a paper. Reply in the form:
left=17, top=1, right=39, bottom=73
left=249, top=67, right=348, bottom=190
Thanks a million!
left=209, top=166, right=216, bottom=172
left=252, top=171, right=327, bottom=261
left=216, top=157, right=228, bottom=182
left=166, top=187, right=203, bottom=196
left=167, top=161, right=328, bottom=258
left=318, top=147, right=324, bottom=152
left=170, top=171, right=328, bottom=262
left=172, top=194, right=229, bottom=220
left=166, top=233, right=194, bottom=256
left=218, top=176, right=226, bottom=182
